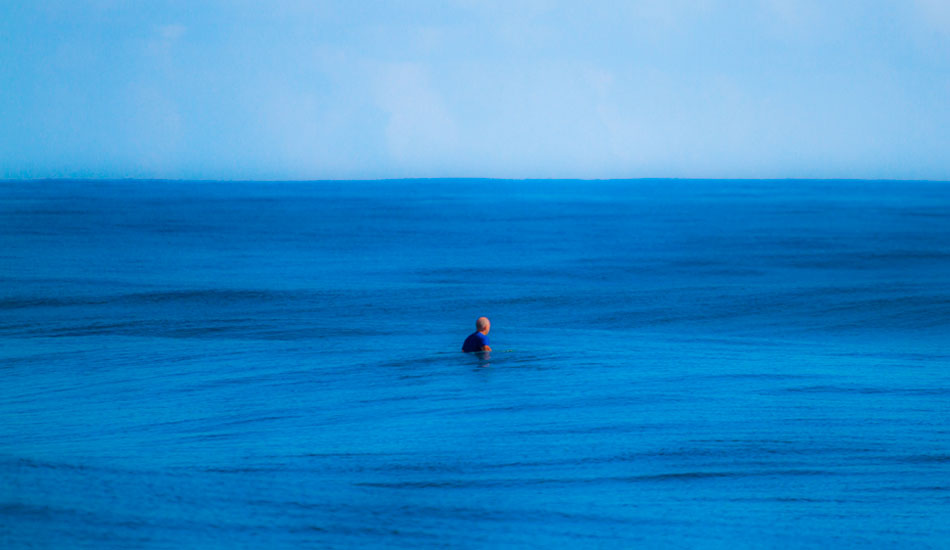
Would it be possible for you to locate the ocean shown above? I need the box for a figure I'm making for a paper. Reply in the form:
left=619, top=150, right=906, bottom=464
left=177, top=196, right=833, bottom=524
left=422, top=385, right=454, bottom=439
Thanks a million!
left=1, top=179, right=948, bottom=548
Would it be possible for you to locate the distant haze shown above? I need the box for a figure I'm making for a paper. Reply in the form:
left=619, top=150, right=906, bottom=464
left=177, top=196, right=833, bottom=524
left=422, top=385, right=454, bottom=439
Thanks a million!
left=2, top=1, right=949, bottom=181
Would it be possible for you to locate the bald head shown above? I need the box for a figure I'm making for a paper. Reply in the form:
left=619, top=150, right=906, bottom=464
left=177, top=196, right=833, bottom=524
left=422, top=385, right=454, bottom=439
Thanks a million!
left=476, top=317, right=491, bottom=334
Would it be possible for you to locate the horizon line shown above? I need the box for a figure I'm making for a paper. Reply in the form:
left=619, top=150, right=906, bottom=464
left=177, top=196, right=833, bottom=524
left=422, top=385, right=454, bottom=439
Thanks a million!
left=2, top=177, right=949, bottom=184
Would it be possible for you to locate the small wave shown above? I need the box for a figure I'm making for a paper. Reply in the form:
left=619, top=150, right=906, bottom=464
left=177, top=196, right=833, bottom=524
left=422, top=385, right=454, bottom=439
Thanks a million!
left=0, top=296, right=109, bottom=309
left=783, top=385, right=950, bottom=396
left=894, top=454, right=950, bottom=464
left=355, top=469, right=832, bottom=490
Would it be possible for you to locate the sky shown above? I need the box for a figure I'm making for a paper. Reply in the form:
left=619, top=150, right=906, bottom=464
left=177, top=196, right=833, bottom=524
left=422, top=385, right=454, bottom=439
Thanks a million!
left=1, top=0, right=949, bottom=181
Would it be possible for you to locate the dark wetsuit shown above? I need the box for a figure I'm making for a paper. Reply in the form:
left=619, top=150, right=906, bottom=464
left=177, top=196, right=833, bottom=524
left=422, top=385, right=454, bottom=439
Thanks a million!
left=461, top=331, right=490, bottom=352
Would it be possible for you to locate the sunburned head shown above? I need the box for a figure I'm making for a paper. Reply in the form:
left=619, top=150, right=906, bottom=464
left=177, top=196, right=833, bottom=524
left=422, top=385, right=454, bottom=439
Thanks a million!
left=476, top=316, right=490, bottom=334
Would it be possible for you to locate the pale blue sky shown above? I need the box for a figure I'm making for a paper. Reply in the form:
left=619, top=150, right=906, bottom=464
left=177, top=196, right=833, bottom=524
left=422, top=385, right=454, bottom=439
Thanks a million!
left=2, top=0, right=949, bottom=180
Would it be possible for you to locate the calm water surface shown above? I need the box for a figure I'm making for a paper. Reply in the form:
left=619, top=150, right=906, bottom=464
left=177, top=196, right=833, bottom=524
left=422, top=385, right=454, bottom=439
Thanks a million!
left=1, top=179, right=949, bottom=548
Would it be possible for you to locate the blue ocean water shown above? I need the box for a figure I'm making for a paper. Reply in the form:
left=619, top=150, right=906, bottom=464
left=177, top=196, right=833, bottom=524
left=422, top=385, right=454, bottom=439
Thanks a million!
left=1, top=179, right=948, bottom=548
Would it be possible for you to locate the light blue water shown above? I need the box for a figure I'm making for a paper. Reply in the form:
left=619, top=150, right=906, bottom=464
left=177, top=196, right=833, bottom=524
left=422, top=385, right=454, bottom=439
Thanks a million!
left=1, top=179, right=949, bottom=548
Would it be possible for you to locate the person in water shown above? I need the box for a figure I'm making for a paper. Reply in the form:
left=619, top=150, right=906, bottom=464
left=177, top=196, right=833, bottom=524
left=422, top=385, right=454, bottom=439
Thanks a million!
left=462, top=317, right=492, bottom=353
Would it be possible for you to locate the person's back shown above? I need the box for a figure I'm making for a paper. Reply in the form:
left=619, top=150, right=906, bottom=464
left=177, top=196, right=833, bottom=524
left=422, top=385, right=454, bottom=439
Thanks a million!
left=461, top=331, right=490, bottom=353
left=462, top=317, right=492, bottom=352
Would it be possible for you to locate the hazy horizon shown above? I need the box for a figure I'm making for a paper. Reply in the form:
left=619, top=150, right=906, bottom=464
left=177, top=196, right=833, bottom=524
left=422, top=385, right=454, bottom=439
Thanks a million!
left=2, top=1, right=949, bottom=181
left=4, top=177, right=950, bottom=184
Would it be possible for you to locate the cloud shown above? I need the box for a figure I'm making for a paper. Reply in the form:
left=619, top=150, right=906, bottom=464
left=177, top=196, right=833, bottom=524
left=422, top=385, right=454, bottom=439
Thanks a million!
left=119, top=82, right=184, bottom=174
left=764, top=0, right=821, bottom=27
left=158, top=23, right=186, bottom=41
left=374, top=63, right=458, bottom=165
left=146, top=23, right=186, bottom=69
left=254, top=82, right=330, bottom=169
left=913, top=0, right=950, bottom=33
left=627, top=0, right=714, bottom=28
